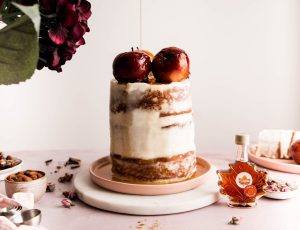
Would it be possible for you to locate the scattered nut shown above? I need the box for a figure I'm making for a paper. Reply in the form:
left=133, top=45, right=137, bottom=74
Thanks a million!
left=65, top=157, right=81, bottom=167
left=45, top=159, right=53, bottom=166
left=0, top=152, right=21, bottom=170
left=58, top=173, right=73, bottom=183
left=71, top=165, right=80, bottom=170
left=7, top=170, right=44, bottom=182
left=228, top=216, right=240, bottom=225
left=46, top=183, right=56, bottom=192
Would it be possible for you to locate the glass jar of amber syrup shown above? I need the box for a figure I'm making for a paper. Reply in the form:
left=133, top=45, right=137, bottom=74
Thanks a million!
left=217, top=134, right=268, bottom=207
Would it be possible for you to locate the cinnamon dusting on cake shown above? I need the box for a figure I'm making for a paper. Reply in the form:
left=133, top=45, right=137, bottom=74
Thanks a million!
left=110, top=90, right=128, bottom=113
left=110, top=102, right=127, bottom=113
left=110, top=86, right=190, bottom=113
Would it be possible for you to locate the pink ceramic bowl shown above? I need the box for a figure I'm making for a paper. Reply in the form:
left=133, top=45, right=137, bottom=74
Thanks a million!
left=5, top=170, right=47, bottom=202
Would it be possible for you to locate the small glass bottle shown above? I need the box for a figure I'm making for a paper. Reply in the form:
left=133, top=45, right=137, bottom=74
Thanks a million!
left=217, top=134, right=268, bottom=208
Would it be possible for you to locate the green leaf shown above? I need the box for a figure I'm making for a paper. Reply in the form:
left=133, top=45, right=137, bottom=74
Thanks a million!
left=0, top=11, right=39, bottom=85
left=13, top=3, right=40, bottom=34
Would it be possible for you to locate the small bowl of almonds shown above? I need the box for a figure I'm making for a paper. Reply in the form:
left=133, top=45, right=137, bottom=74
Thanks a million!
left=5, top=170, right=47, bottom=202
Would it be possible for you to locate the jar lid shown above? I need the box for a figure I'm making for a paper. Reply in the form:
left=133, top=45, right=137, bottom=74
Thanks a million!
left=235, top=134, right=250, bottom=145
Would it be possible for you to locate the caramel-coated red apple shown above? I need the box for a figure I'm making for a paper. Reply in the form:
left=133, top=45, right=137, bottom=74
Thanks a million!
left=113, top=51, right=151, bottom=83
left=290, top=140, right=300, bottom=164
left=152, top=47, right=190, bottom=83
left=138, top=50, right=154, bottom=61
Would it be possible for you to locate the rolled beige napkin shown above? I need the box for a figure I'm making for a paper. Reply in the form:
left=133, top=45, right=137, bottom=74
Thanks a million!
left=12, top=193, right=34, bottom=210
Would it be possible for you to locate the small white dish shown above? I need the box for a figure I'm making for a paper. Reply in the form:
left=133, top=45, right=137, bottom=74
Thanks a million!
left=0, top=159, right=23, bottom=180
left=264, top=189, right=299, bottom=200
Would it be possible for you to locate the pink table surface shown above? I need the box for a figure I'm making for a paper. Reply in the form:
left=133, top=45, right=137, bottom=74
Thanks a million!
left=0, top=150, right=299, bottom=230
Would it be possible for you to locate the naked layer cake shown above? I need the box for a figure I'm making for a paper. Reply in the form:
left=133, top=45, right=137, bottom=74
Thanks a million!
left=110, top=47, right=197, bottom=183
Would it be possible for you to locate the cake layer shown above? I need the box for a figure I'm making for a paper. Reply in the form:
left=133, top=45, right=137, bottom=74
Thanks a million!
left=110, top=79, right=192, bottom=114
left=110, top=79, right=195, bottom=159
left=111, top=151, right=197, bottom=183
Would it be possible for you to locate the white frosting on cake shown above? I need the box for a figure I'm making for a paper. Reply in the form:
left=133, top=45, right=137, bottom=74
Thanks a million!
left=110, top=79, right=195, bottom=160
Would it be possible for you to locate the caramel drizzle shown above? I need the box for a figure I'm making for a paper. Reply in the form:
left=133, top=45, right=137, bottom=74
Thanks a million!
left=161, top=121, right=192, bottom=129
left=111, top=151, right=194, bottom=164
left=160, top=109, right=192, bottom=117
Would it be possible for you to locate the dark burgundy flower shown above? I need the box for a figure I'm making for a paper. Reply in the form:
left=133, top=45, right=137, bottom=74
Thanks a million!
left=52, top=49, right=60, bottom=66
left=48, top=24, right=68, bottom=45
left=77, top=0, right=92, bottom=21
left=72, top=23, right=84, bottom=41
left=59, top=3, right=77, bottom=28
left=79, top=21, right=90, bottom=33
left=38, top=0, right=92, bottom=72
left=76, top=37, right=85, bottom=47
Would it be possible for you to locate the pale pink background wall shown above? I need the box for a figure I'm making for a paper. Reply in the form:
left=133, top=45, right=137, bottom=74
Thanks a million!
left=0, top=0, right=299, bottom=153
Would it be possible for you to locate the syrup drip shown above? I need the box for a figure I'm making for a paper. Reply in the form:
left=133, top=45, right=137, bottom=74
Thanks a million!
left=139, top=0, right=143, bottom=49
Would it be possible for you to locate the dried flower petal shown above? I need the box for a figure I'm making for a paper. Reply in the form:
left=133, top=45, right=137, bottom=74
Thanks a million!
left=62, top=191, right=77, bottom=200
left=61, top=198, right=74, bottom=208
left=265, top=178, right=297, bottom=193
